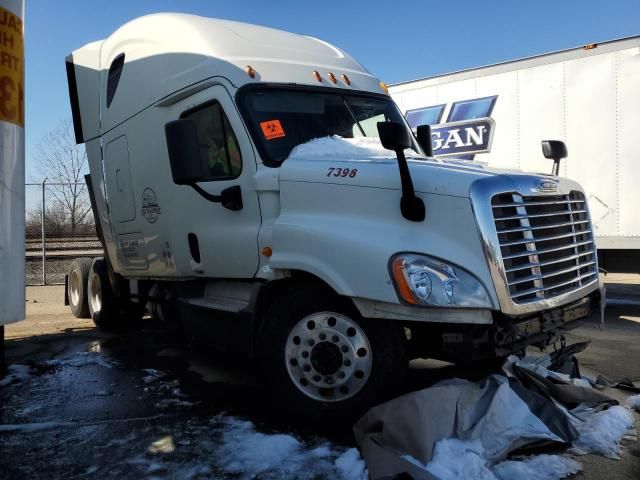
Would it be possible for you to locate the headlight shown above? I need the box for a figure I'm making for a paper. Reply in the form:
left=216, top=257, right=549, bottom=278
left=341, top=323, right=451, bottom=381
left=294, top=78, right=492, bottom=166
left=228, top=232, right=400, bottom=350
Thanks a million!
left=390, top=254, right=492, bottom=308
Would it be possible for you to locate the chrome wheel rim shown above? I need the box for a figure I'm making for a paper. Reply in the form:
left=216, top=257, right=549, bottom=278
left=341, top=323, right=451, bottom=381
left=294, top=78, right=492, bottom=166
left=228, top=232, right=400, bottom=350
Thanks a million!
left=285, top=312, right=372, bottom=402
left=69, top=270, right=80, bottom=307
left=89, top=273, right=102, bottom=314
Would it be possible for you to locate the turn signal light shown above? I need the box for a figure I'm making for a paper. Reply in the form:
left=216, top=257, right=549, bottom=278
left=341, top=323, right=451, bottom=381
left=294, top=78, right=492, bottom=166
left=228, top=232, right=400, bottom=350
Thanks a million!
left=391, top=257, right=418, bottom=305
left=262, top=246, right=273, bottom=257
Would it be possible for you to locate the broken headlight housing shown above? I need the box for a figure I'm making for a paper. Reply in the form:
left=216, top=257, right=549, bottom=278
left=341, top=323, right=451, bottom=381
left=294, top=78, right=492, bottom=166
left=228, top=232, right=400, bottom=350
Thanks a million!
left=390, top=254, right=492, bottom=308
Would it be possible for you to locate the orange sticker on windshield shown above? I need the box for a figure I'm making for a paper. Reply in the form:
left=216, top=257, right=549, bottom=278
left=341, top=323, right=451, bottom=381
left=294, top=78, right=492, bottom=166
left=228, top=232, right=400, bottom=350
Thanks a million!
left=260, top=120, right=285, bottom=140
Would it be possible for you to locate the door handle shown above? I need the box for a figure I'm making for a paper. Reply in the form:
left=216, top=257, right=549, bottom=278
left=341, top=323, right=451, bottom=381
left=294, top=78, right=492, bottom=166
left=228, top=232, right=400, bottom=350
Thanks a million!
left=115, top=169, right=124, bottom=192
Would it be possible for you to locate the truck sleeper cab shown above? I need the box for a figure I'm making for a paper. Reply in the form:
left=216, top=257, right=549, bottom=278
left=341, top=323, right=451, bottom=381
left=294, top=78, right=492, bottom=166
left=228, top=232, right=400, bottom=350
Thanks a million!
left=64, top=13, right=600, bottom=419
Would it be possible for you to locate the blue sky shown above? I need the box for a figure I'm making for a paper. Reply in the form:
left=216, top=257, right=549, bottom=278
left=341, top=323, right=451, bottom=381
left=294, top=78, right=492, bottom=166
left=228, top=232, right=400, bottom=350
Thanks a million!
left=25, top=0, right=640, bottom=179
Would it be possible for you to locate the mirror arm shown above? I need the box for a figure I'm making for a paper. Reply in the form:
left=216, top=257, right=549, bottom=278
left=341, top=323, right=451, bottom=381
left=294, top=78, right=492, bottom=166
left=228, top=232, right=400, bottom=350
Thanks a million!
left=395, top=149, right=425, bottom=222
left=189, top=184, right=243, bottom=211
left=552, top=159, right=561, bottom=176
left=191, top=183, right=221, bottom=202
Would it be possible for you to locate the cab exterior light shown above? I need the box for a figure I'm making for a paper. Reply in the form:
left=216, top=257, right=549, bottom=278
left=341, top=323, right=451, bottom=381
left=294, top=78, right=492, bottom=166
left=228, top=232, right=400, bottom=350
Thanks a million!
left=583, top=43, right=598, bottom=50
left=341, top=74, right=351, bottom=86
left=246, top=65, right=256, bottom=78
left=313, top=70, right=322, bottom=82
left=390, top=254, right=492, bottom=308
left=379, top=81, right=389, bottom=93
left=327, top=72, right=338, bottom=84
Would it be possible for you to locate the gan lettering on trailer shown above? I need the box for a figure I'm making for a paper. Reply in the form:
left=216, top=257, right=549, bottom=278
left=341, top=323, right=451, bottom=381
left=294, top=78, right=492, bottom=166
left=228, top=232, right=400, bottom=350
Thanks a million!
left=405, top=96, right=497, bottom=159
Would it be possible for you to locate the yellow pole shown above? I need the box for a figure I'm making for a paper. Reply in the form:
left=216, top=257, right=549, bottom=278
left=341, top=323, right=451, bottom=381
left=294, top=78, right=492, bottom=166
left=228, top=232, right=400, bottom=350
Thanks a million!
left=0, top=0, right=25, bottom=336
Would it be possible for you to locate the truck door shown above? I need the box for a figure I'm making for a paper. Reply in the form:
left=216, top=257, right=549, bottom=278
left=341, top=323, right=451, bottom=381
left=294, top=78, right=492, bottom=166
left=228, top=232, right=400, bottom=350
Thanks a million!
left=104, top=135, right=136, bottom=223
left=174, top=86, right=261, bottom=278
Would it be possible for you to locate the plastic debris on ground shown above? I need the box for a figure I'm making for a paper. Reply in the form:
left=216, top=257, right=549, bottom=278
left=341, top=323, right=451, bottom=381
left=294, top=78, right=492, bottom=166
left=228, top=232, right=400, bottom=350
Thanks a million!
left=354, top=342, right=637, bottom=480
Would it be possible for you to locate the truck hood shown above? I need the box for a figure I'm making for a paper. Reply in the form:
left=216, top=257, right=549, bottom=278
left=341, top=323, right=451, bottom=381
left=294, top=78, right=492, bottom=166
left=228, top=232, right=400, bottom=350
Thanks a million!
left=279, top=153, right=548, bottom=198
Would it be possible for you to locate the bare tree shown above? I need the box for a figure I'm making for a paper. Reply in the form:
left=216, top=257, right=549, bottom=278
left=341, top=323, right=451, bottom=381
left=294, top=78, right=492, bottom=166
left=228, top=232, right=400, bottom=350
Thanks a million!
left=35, top=119, right=92, bottom=233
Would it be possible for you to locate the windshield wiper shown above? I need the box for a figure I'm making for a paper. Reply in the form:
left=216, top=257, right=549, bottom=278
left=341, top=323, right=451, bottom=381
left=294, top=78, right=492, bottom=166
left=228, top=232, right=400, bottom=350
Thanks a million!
left=342, top=98, right=366, bottom=137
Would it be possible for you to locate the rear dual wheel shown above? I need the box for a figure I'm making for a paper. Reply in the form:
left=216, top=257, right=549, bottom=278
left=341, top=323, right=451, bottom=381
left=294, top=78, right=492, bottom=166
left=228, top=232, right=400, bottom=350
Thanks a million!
left=88, top=258, right=120, bottom=330
left=68, top=258, right=93, bottom=318
left=259, top=286, right=406, bottom=422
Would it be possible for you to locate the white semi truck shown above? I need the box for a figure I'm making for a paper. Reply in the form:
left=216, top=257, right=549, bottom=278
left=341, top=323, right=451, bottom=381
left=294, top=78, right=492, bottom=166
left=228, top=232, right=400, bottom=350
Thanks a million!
left=389, top=36, right=640, bottom=273
left=65, top=13, right=600, bottom=418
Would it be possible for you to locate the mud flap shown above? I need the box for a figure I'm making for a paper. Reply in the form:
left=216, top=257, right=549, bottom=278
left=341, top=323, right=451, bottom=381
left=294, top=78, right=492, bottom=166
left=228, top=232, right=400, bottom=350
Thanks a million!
left=64, top=274, right=69, bottom=306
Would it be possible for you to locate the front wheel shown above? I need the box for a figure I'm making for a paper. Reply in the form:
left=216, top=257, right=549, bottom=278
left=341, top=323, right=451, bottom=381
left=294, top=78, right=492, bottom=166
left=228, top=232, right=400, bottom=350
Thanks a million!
left=258, top=286, right=406, bottom=422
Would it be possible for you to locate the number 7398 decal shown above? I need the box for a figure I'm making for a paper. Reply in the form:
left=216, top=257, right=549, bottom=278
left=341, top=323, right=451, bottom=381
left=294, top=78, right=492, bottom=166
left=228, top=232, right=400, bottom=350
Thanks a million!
left=327, top=167, right=358, bottom=178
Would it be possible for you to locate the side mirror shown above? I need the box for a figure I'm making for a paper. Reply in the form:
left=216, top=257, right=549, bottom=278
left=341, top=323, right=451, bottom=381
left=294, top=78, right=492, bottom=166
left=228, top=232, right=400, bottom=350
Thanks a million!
left=165, top=119, right=206, bottom=185
left=378, top=121, right=412, bottom=151
left=377, top=121, right=425, bottom=222
left=416, top=125, right=433, bottom=157
left=541, top=140, right=567, bottom=176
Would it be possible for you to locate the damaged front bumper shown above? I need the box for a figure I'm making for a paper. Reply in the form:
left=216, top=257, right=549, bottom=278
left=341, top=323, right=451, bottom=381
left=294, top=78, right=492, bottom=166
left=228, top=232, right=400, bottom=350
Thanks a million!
left=492, top=295, right=595, bottom=356
left=405, top=291, right=601, bottom=362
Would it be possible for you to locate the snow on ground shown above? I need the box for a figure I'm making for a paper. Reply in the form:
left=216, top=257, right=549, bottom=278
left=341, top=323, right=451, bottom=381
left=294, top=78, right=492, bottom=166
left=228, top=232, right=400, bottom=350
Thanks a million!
left=626, top=394, right=640, bottom=412
left=572, top=405, right=636, bottom=458
left=0, top=421, right=76, bottom=432
left=404, top=439, right=581, bottom=480
left=288, top=135, right=422, bottom=161
left=404, top=404, right=637, bottom=479
left=123, top=414, right=367, bottom=480
left=0, top=364, right=33, bottom=386
left=211, top=415, right=367, bottom=480
left=142, top=368, right=166, bottom=384
left=140, top=368, right=196, bottom=411
left=492, top=455, right=582, bottom=480
left=46, top=351, right=114, bottom=369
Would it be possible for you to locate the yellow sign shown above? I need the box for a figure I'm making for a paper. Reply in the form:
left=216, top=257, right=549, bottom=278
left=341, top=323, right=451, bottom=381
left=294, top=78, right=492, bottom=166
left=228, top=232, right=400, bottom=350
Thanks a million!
left=0, top=6, right=23, bottom=127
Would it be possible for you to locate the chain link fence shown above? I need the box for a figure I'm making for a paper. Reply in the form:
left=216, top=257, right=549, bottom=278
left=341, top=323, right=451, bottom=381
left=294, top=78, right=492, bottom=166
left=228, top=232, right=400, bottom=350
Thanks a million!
left=25, top=181, right=102, bottom=285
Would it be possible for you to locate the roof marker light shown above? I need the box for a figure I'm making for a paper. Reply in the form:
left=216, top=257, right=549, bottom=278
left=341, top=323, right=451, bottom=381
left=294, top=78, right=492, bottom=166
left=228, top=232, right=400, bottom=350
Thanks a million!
left=379, top=81, right=389, bottom=93
left=246, top=65, right=256, bottom=78
left=583, top=43, right=598, bottom=50
left=313, top=70, right=322, bottom=82
left=328, top=72, right=337, bottom=84
left=341, top=74, right=351, bottom=86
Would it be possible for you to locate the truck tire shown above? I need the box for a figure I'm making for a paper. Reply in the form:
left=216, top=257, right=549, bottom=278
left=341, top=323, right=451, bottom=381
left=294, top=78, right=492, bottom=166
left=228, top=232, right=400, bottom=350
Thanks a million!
left=88, top=258, right=121, bottom=330
left=68, top=257, right=93, bottom=318
left=257, top=285, right=406, bottom=423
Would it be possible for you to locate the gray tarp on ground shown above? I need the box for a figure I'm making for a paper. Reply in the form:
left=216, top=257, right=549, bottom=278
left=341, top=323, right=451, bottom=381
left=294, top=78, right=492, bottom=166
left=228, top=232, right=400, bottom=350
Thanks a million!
left=354, top=343, right=621, bottom=480
left=354, top=375, right=580, bottom=480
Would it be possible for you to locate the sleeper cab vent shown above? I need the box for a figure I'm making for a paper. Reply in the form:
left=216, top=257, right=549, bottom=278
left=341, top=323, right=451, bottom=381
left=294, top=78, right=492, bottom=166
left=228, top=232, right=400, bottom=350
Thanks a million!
left=106, top=53, right=125, bottom=108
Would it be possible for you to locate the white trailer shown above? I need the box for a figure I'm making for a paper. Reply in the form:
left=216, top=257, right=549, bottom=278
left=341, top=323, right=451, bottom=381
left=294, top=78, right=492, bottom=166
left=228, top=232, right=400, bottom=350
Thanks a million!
left=390, top=36, right=640, bottom=272
left=0, top=0, right=25, bottom=364
left=65, top=13, right=601, bottom=419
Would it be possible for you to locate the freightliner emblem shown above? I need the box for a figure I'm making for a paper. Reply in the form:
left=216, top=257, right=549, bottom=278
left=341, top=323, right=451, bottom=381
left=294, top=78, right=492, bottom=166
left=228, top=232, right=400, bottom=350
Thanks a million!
left=537, top=179, right=559, bottom=193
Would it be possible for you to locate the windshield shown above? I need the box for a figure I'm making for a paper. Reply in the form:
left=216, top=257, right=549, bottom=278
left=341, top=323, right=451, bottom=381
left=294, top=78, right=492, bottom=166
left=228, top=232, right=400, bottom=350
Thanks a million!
left=238, top=87, right=421, bottom=165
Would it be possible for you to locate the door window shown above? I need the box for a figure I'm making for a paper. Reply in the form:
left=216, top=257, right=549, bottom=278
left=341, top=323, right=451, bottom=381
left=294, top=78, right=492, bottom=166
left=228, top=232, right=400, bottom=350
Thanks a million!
left=182, top=102, right=242, bottom=180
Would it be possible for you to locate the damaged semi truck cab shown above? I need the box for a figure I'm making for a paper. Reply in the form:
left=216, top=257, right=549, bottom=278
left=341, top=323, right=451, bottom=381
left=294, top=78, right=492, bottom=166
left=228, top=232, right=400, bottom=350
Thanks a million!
left=65, top=13, right=600, bottom=416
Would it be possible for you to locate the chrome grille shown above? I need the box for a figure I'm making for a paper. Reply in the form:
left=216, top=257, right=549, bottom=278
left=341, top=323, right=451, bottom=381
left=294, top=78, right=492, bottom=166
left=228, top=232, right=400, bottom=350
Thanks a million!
left=491, top=191, right=597, bottom=304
